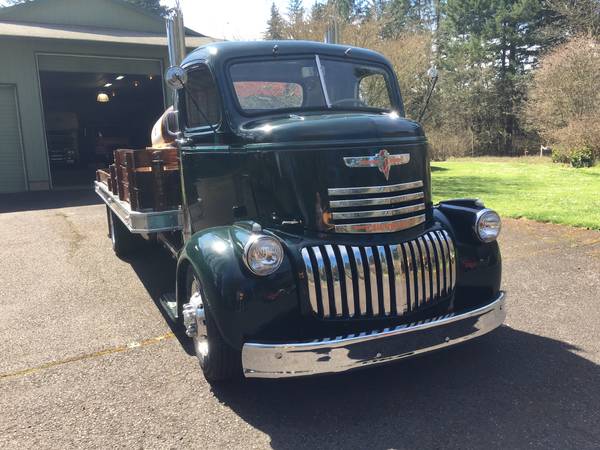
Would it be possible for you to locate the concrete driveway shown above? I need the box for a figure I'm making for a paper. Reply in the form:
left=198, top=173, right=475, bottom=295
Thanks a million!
left=1, top=191, right=599, bottom=449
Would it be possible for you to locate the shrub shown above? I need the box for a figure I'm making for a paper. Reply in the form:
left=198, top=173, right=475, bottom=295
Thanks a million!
left=569, top=146, right=595, bottom=168
left=551, top=148, right=570, bottom=164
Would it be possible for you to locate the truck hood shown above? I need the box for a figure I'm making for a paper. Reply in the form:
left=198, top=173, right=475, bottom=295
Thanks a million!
left=238, top=113, right=431, bottom=234
left=236, top=112, right=424, bottom=145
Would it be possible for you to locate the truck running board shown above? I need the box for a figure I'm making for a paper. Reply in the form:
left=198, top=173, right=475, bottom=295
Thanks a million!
left=159, top=292, right=178, bottom=321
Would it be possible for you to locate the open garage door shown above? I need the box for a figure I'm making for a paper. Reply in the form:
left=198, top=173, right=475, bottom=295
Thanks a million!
left=0, top=85, right=26, bottom=193
left=38, top=55, right=165, bottom=188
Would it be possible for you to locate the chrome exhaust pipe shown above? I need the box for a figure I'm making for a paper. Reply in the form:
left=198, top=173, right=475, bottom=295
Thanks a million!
left=166, top=3, right=186, bottom=67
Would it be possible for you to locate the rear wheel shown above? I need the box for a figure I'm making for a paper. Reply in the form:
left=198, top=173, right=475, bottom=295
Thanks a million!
left=107, top=207, right=144, bottom=258
left=186, top=267, right=242, bottom=382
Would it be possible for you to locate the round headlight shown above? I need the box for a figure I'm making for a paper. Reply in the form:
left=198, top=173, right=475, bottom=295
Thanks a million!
left=243, top=235, right=284, bottom=276
left=475, top=209, right=501, bottom=243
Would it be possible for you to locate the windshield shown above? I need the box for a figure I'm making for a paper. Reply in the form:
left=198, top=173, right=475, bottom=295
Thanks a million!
left=229, top=56, right=394, bottom=115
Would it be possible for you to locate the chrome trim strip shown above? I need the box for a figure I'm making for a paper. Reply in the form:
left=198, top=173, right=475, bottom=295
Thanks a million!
left=301, top=248, right=319, bottom=314
left=343, top=153, right=410, bottom=168
left=377, top=246, right=392, bottom=315
left=325, top=245, right=343, bottom=317
left=351, top=246, right=367, bottom=316
left=427, top=233, right=440, bottom=299
left=242, top=292, right=506, bottom=378
left=418, top=237, right=431, bottom=302
left=339, top=246, right=355, bottom=317
left=315, top=54, right=331, bottom=108
left=364, top=247, right=378, bottom=316
left=313, top=247, right=330, bottom=318
left=327, top=180, right=424, bottom=196
left=409, top=240, right=422, bottom=308
left=435, top=230, right=450, bottom=294
left=390, top=244, right=408, bottom=314
left=329, top=191, right=424, bottom=208
left=444, top=230, right=457, bottom=290
left=334, top=214, right=426, bottom=234
left=401, top=242, right=414, bottom=311
left=331, top=203, right=425, bottom=220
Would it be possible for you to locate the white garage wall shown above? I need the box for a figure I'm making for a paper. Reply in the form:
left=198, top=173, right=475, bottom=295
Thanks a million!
left=0, top=85, right=27, bottom=193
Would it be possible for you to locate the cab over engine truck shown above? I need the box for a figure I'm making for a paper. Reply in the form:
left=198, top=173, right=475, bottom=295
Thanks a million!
left=95, top=17, right=505, bottom=382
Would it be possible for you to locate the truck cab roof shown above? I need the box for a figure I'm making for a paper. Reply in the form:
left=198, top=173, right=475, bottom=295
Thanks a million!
left=182, top=40, right=392, bottom=68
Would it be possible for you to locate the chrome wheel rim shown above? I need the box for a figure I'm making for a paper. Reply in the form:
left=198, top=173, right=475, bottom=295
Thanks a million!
left=190, top=277, right=208, bottom=361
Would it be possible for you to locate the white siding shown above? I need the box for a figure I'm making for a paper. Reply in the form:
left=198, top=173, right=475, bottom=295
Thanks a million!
left=0, top=85, right=26, bottom=193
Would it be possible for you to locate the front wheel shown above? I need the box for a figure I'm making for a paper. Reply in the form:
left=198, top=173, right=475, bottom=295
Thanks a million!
left=186, top=267, right=242, bottom=382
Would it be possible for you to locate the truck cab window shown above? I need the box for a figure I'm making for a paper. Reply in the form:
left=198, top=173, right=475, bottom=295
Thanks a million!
left=233, top=81, right=303, bottom=110
left=185, top=65, right=220, bottom=129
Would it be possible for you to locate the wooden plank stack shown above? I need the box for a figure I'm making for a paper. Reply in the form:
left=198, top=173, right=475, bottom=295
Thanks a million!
left=95, top=147, right=181, bottom=212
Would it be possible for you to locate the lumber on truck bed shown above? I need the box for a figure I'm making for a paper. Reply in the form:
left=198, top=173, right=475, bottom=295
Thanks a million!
left=95, top=147, right=181, bottom=212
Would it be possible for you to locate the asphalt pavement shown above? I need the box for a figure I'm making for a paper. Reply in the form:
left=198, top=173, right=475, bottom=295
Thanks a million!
left=1, top=191, right=599, bottom=449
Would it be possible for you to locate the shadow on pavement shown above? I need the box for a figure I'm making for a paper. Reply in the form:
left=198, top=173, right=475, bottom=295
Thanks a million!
left=0, top=189, right=100, bottom=213
left=126, top=244, right=195, bottom=355
left=210, top=327, right=600, bottom=450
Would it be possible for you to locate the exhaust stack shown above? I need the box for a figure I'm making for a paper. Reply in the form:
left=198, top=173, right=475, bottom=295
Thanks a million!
left=166, top=3, right=186, bottom=67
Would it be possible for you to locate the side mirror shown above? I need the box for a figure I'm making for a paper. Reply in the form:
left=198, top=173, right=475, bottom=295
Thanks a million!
left=165, top=66, right=187, bottom=90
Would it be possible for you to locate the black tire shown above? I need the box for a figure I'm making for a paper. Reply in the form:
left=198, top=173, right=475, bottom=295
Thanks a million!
left=107, top=207, right=144, bottom=258
left=186, top=266, right=242, bottom=382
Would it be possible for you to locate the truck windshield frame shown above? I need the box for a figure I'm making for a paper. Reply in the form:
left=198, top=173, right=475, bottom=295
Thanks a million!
left=228, top=55, right=397, bottom=117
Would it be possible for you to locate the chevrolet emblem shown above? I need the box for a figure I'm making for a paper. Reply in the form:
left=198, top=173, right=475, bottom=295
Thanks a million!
left=343, top=149, right=410, bottom=180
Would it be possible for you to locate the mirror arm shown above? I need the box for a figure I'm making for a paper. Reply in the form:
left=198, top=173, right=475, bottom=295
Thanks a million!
left=417, top=74, right=438, bottom=123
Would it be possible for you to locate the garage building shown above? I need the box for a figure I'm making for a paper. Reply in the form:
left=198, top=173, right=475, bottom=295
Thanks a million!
left=0, top=0, right=214, bottom=193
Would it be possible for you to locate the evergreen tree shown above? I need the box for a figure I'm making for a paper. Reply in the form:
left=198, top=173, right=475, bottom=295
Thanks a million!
left=266, top=2, right=287, bottom=39
left=126, top=0, right=170, bottom=17
left=287, top=0, right=305, bottom=26
left=440, top=0, right=559, bottom=154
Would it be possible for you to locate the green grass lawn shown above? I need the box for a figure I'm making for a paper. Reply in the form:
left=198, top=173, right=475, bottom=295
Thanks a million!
left=431, top=157, right=600, bottom=230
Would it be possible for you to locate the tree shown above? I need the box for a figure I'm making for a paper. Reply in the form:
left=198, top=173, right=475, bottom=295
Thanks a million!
left=266, top=2, right=287, bottom=39
left=526, top=36, right=600, bottom=158
left=549, top=0, right=600, bottom=37
left=287, top=0, right=304, bottom=27
left=125, top=0, right=170, bottom=17
left=439, top=0, right=560, bottom=154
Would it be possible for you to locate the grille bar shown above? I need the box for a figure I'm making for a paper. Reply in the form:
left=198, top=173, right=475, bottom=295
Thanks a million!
left=329, top=191, right=424, bottom=209
left=301, top=230, right=456, bottom=319
left=327, top=179, right=426, bottom=234
left=331, top=203, right=425, bottom=220
left=328, top=180, right=424, bottom=196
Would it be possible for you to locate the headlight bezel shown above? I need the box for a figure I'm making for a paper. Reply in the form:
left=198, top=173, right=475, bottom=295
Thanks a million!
left=243, top=234, right=284, bottom=276
left=474, top=208, right=501, bottom=243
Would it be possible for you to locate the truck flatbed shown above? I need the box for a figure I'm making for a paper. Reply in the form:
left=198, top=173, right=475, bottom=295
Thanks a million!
left=95, top=180, right=182, bottom=233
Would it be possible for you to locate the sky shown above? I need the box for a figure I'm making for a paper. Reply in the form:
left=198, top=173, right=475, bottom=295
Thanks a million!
left=166, top=0, right=294, bottom=41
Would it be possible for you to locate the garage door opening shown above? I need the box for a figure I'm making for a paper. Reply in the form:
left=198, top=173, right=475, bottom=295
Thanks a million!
left=39, top=70, right=165, bottom=188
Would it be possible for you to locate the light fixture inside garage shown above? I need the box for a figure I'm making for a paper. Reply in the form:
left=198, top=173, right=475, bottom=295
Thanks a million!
left=96, top=92, right=109, bottom=103
left=115, top=75, right=125, bottom=80
left=104, top=83, right=112, bottom=87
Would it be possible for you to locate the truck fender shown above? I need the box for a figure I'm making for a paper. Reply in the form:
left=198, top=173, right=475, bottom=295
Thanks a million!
left=176, top=225, right=298, bottom=350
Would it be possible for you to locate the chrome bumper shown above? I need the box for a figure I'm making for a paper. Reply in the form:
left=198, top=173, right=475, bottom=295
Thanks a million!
left=242, top=292, right=506, bottom=378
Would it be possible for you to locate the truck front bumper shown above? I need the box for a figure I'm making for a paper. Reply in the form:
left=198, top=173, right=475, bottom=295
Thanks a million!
left=242, top=292, right=506, bottom=378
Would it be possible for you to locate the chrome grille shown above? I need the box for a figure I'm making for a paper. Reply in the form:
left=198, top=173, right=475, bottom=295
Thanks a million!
left=300, top=230, right=456, bottom=319
left=327, top=181, right=426, bottom=233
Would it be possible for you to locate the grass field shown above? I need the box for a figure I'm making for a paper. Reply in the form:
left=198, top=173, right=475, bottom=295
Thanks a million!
left=430, top=157, right=600, bottom=230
